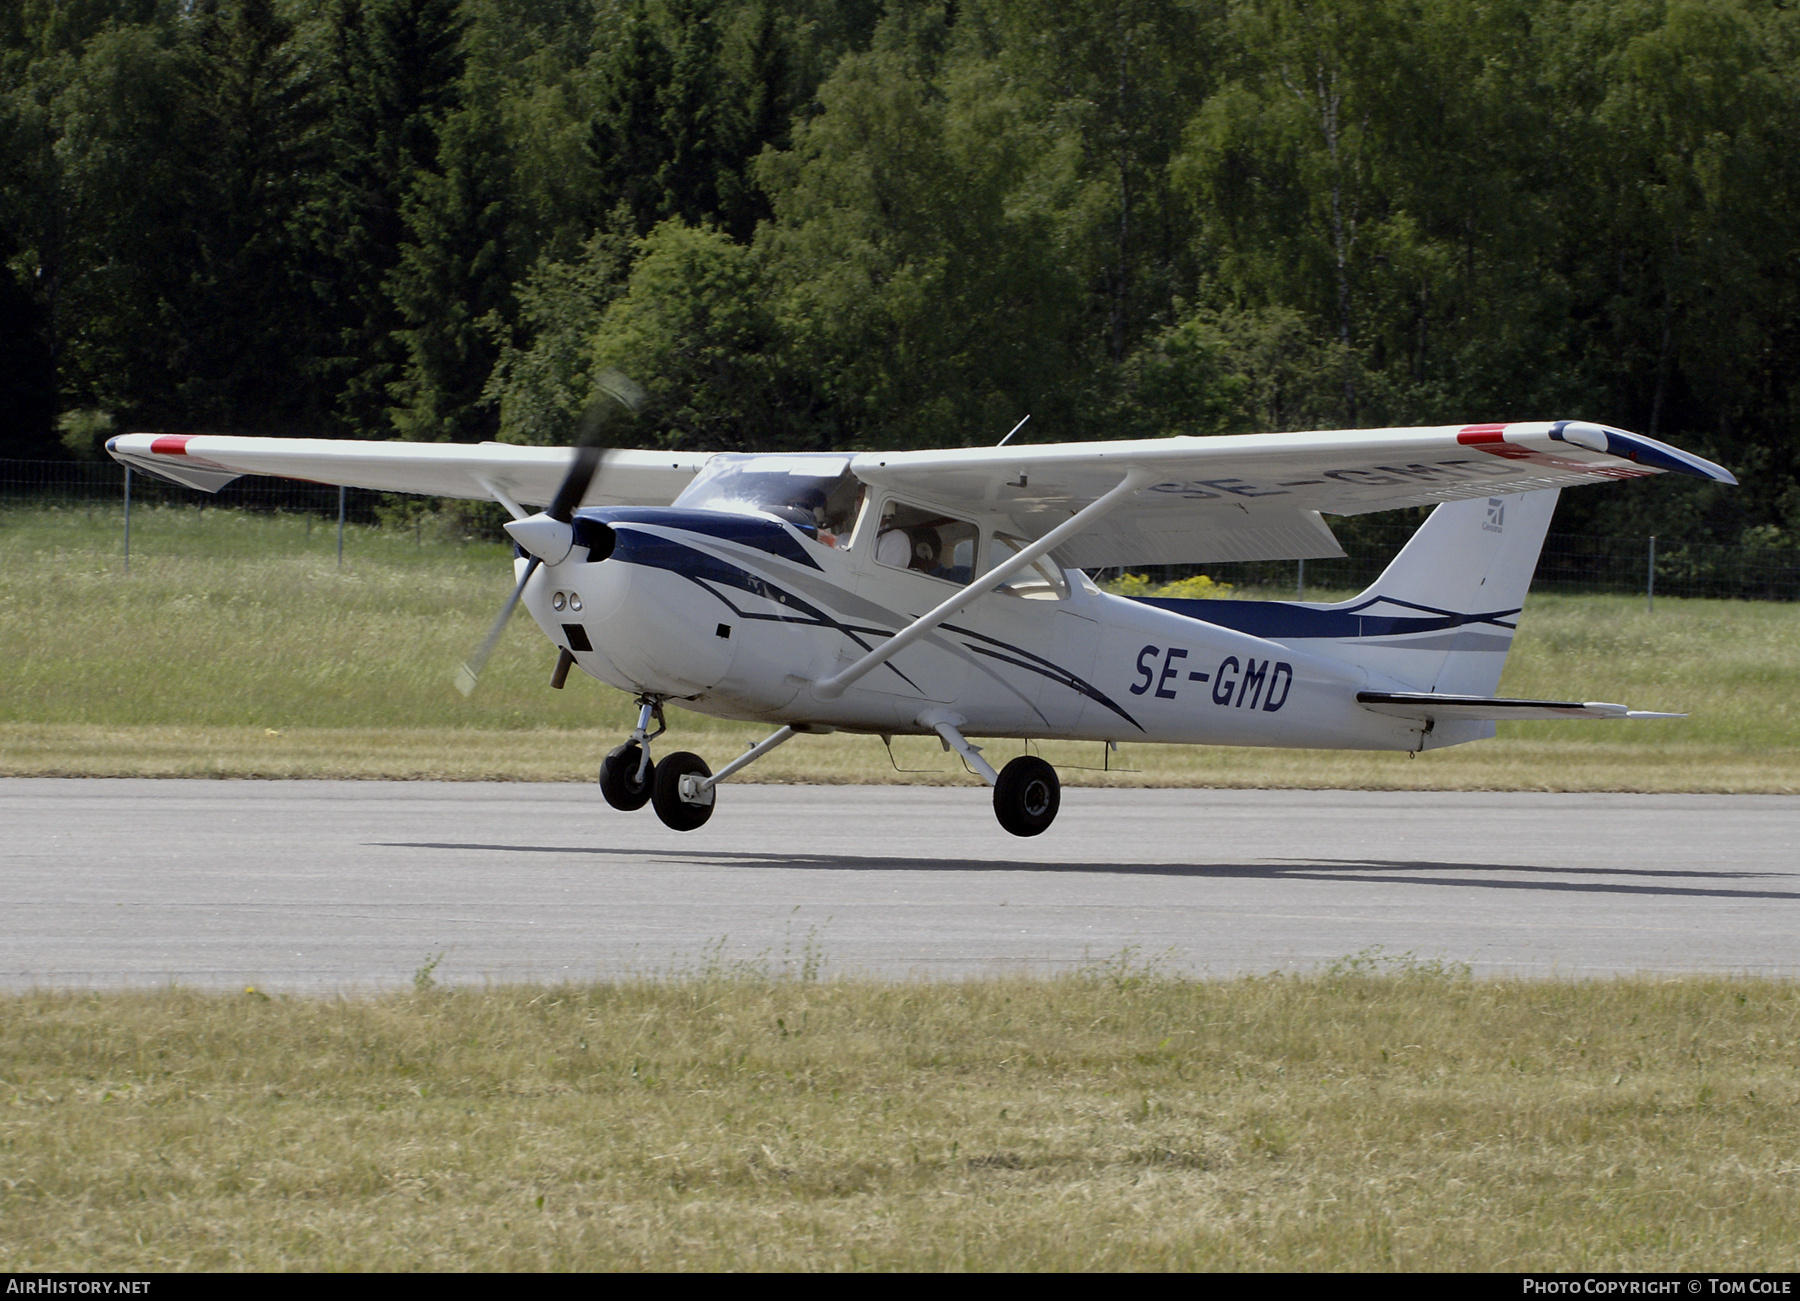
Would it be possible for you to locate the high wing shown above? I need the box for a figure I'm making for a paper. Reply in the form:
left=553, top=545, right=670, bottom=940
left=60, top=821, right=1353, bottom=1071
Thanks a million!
left=851, top=420, right=1736, bottom=567
left=107, top=420, right=1735, bottom=568
left=105, top=433, right=709, bottom=509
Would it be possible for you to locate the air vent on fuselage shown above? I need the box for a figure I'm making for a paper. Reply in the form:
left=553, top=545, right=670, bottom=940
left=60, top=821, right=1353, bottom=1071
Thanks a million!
left=573, top=518, right=616, bottom=562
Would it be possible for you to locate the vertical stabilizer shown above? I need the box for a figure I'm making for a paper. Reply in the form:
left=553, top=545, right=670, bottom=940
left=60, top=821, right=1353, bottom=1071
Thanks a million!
left=1133, top=489, right=1559, bottom=698
left=1306, top=489, right=1560, bottom=695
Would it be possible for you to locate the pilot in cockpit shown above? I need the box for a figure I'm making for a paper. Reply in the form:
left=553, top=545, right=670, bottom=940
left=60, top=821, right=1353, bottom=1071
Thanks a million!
left=874, top=524, right=941, bottom=572
left=810, top=475, right=864, bottom=549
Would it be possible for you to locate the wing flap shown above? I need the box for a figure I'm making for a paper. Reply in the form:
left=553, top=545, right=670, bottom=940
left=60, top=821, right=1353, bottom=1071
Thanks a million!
left=1043, top=504, right=1346, bottom=567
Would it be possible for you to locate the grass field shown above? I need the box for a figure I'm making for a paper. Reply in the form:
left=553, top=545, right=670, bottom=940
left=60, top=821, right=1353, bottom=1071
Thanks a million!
left=3, top=503, right=1795, bottom=789
left=6, top=508, right=1798, bottom=1271
left=4, top=966, right=1799, bottom=1270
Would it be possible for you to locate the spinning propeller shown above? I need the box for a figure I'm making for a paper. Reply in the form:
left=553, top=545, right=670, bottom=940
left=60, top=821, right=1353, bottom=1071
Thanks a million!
left=453, top=371, right=645, bottom=696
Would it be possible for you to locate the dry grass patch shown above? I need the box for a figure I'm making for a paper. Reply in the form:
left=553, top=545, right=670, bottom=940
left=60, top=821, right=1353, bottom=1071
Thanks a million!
left=2, top=722, right=1795, bottom=792
left=4, top=968, right=1800, bottom=1270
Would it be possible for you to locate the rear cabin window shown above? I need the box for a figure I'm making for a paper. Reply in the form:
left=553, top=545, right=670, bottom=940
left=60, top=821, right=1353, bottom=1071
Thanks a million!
left=873, top=500, right=980, bottom=585
left=989, top=532, right=1070, bottom=599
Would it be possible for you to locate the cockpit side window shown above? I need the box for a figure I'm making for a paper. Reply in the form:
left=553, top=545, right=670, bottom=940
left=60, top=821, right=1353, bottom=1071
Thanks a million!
left=672, top=454, right=864, bottom=548
left=873, top=499, right=980, bottom=585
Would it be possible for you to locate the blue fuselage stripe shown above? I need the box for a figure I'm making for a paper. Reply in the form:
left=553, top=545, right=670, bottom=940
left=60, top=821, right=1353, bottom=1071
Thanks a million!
left=1135, top=596, right=1520, bottom=639
left=601, top=522, right=1139, bottom=725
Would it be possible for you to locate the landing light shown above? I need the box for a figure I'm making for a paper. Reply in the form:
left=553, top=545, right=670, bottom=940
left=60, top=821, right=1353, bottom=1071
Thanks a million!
left=551, top=591, right=566, bottom=612
left=569, top=593, right=584, bottom=612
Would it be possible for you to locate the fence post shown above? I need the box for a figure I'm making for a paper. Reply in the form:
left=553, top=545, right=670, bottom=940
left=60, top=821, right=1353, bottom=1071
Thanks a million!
left=1296, top=558, right=1305, bottom=600
left=1647, top=535, right=1656, bottom=613
left=122, top=465, right=131, bottom=575
left=337, top=485, right=346, bottom=569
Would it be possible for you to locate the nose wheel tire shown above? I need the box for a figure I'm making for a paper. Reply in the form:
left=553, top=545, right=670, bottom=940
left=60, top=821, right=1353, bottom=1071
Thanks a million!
left=994, top=755, right=1060, bottom=837
left=599, top=743, right=655, bottom=811
left=652, top=751, right=715, bottom=831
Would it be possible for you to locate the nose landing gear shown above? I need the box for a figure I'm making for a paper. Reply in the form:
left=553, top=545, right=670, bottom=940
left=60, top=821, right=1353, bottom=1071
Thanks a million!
left=598, top=742, right=654, bottom=810
left=599, top=697, right=665, bottom=811
left=601, top=707, right=811, bottom=832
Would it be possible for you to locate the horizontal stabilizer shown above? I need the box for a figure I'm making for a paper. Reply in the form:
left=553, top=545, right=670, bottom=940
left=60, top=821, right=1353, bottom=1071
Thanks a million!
left=1356, top=691, right=1684, bottom=722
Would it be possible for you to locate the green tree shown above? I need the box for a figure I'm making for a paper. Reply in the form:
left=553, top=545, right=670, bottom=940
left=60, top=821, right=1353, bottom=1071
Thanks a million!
left=314, top=0, right=469, bottom=437
left=588, top=219, right=779, bottom=450
left=0, top=236, right=58, bottom=457
left=387, top=96, right=516, bottom=442
left=169, top=0, right=331, bottom=431
left=585, top=0, right=672, bottom=237
left=1570, top=0, right=1800, bottom=536
left=35, top=22, right=189, bottom=425
left=982, top=0, right=1219, bottom=372
left=755, top=48, right=1085, bottom=448
left=584, top=0, right=799, bottom=242
left=485, top=229, right=634, bottom=446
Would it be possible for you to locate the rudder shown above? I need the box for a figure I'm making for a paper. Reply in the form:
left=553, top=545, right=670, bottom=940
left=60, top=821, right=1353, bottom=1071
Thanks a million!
left=1320, top=489, right=1559, bottom=694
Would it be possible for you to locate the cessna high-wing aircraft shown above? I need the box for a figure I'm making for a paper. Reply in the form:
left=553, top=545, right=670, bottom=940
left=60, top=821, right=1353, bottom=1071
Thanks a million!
left=109, top=417, right=1734, bottom=835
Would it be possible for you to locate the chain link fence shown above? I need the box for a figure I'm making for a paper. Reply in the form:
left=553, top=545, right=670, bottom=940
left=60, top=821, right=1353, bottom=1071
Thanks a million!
left=4, top=459, right=1796, bottom=600
left=0, top=459, right=506, bottom=568
left=1180, top=515, right=1800, bottom=603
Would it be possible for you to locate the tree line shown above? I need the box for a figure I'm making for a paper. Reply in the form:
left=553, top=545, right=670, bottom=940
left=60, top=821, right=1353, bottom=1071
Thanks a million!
left=3, top=0, right=1794, bottom=543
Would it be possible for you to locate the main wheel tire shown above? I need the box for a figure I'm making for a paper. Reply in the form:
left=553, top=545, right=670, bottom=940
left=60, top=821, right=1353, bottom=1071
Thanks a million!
left=994, top=755, right=1060, bottom=837
left=651, top=751, right=715, bottom=831
left=599, top=743, right=655, bottom=811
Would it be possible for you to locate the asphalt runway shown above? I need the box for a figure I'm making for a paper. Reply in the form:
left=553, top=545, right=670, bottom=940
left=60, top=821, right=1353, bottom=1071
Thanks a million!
left=5, top=777, right=1798, bottom=991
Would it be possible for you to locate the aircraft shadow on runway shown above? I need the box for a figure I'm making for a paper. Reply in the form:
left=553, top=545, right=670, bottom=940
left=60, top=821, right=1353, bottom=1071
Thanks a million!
left=374, top=842, right=1800, bottom=902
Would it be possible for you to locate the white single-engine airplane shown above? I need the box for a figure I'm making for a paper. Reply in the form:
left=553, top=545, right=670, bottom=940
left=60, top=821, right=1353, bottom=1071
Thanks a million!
left=109, top=415, right=1734, bottom=835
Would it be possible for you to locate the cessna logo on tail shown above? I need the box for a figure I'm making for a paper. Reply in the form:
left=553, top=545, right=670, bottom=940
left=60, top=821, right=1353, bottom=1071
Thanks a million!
left=1484, top=498, right=1506, bottom=533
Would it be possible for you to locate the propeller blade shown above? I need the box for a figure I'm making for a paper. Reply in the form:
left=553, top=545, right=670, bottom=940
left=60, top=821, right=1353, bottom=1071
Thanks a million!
left=457, top=369, right=643, bottom=696
left=546, top=369, right=646, bottom=522
left=547, top=444, right=603, bottom=523
left=453, top=555, right=541, bottom=696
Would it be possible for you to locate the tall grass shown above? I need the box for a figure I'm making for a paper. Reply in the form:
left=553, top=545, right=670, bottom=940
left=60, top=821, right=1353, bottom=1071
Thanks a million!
left=1, top=504, right=621, bottom=731
left=2, top=505, right=1795, bottom=788
left=3, top=970, right=1798, bottom=1270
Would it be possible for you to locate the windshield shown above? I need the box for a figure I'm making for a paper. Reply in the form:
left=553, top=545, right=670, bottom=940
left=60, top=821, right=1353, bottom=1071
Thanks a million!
left=673, top=454, right=864, bottom=542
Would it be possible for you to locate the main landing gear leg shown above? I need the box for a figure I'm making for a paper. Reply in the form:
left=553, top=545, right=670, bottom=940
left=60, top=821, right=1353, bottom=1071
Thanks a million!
left=649, top=723, right=814, bottom=833
left=918, top=709, right=1061, bottom=837
left=599, top=696, right=665, bottom=812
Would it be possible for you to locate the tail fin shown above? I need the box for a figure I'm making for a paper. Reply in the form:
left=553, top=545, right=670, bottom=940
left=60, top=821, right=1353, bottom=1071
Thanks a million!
left=1133, top=489, right=1559, bottom=694
left=1307, top=489, right=1558, bottom=694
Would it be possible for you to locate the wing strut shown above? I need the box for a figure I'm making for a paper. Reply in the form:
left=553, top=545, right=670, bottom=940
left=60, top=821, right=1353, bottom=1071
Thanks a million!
left=472, top=475, right=531, bottom=522
left=812, top=467, right=1155, bottom=701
